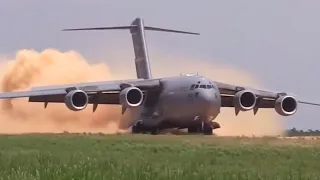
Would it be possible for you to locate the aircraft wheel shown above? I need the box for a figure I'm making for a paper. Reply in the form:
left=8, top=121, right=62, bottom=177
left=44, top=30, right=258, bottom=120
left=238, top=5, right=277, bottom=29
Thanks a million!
left=131, top=125, right=142, bottom=134
left=188, top=123, right=202, bottom=134
left=131, top=120, right=145, bottom=134
left=150, top=129, right=160, bottom=135
left=202, top=123, right=213, bottom=135
left=188, top=127, right=198, bottom=134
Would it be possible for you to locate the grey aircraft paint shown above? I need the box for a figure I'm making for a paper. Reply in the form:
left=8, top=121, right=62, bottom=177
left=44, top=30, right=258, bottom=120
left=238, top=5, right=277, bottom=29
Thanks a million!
left=0, top=17, right=319, bottom=135
left=130, top=18, right=152, bottom=79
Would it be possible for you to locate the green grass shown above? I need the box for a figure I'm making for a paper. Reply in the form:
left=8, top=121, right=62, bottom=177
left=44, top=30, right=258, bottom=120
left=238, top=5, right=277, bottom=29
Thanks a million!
left=0, top=134, right=320, bottom=180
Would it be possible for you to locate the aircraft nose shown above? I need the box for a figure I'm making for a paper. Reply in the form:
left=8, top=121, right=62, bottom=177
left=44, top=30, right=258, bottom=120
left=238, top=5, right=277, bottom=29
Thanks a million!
left=197, top=89, right=220, bottom=115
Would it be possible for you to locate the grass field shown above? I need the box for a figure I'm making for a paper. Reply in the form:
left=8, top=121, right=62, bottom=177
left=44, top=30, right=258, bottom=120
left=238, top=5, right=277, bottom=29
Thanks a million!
left=0, top=134, right=320, bottom=180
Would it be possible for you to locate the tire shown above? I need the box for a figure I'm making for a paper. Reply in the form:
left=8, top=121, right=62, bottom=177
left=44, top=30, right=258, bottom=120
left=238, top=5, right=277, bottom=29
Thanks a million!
left=188, top=122, right=202, bottom=134
left=132, top=120, right=145, bottom=134
left=131, top=125, right=142, bottom=134
left=203, top=123, right=213, bottom=135
left=150, top=128, right=160, bottom=135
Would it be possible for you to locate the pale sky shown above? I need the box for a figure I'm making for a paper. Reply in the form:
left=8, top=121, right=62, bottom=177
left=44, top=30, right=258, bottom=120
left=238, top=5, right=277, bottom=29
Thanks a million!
left=1, top=0, right=319, bottom=130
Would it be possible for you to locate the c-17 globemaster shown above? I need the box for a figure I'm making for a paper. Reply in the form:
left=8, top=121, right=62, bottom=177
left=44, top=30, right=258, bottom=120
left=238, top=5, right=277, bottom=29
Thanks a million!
left=0, top=17, right=319, bottom=135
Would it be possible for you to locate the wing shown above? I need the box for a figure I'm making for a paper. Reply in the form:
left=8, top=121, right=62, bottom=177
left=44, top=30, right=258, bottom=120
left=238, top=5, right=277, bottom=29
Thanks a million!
left=0, top=78, right=161, bottom=105
left=215, top=81, right=320, bottom=115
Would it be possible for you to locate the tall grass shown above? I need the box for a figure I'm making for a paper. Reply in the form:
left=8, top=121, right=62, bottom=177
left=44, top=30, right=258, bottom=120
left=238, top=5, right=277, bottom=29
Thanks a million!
left=0, top=134, right=319, bottom=180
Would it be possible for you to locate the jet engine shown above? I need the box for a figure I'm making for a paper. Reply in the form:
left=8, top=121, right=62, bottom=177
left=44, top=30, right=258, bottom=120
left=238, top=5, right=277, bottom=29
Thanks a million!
left=275, top=95, right=298, bottom=116
left=119, top=87, right=144, bottom=108
left=233, top=90, right=257, bottom=111
left=64, top=89, right=89, bottom=111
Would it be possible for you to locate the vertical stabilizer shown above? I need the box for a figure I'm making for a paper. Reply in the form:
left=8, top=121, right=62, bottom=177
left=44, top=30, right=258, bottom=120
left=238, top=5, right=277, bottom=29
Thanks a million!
left=62, top=17, right=199, bottom=80
left=130, top=18, right=152, bottom=79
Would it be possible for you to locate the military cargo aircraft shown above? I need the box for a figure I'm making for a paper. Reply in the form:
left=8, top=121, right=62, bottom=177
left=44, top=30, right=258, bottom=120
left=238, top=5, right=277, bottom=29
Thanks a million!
left=0, top=17, right=319, bottom=135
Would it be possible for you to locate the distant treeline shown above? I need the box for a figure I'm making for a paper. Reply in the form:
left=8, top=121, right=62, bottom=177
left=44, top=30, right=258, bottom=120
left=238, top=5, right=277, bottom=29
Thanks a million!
left=285, top=128, right=320, bottom=136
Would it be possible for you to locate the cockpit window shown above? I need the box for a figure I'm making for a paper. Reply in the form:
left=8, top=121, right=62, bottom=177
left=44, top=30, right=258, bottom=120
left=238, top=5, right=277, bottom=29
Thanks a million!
left=191, top=84, right=215, bottom=90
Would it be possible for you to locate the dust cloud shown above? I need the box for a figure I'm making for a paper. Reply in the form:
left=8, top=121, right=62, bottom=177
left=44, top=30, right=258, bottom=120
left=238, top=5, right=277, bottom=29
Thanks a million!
left=0, top=49, right=125, bottom=134
left=0, top=49, right=285, bottom=136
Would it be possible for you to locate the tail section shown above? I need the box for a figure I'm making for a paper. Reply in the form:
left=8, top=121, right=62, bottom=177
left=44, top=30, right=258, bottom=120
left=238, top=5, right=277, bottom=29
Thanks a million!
left=130, top=18, right=152, bottom=79
left=62, top=17, right=199, bottom=79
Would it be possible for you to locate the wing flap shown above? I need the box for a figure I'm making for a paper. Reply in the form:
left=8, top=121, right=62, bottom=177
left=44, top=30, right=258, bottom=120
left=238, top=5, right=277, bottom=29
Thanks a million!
left=29, top=94, right=65, bottom=103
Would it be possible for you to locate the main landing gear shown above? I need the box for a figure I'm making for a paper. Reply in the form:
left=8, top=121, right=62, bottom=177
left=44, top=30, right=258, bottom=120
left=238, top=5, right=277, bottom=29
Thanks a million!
left=187, top=120, right=221, bottom=135
left=131, top=118, right=221, bottom=135
left=131, top=121, right=160, bottom=135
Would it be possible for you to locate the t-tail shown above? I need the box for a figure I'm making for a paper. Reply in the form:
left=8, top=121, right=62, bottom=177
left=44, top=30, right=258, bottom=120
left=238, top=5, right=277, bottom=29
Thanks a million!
left=62, top=17, right=199, bottom=79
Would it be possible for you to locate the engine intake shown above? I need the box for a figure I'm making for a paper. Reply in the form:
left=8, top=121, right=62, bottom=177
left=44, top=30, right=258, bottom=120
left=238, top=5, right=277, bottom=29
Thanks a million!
left=119, top=87, right=144, bottom=108
left=275, top=95, right=297, bottom=116
left=233, top=90, right=257, bottom=111
left=64, top=90, right=89, bottom=111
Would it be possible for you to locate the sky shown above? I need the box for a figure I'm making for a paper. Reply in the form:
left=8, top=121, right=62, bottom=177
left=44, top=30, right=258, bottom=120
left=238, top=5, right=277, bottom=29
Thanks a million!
left=0, top=0, right=319, bottom=130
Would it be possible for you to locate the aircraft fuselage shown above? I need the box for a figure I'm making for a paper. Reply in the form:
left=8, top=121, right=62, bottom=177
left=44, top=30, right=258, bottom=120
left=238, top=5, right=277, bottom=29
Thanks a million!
left=136, top=74, right=221, bottom=131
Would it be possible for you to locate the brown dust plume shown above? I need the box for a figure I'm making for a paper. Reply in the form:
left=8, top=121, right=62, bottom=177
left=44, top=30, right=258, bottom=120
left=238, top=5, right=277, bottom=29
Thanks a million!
left=0, top=49, right=285, bottom=136
left=0, top=49, right=125, bottom=134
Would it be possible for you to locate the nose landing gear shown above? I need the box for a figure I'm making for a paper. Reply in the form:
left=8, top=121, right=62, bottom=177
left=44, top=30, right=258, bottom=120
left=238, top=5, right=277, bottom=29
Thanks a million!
left=187, top=117, right=220, bottom=135
left=202, top=121, right=220, bottom=135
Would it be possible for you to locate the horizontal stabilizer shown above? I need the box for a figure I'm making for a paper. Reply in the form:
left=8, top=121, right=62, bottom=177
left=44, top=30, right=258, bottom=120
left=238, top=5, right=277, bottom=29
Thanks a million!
left=62, top=17, right=199, bottom=80
left=144, top=26, right=199, bottom=35
left=62, top=25, right=135, bottom=31
left=62, top=25, right=199, bottom=35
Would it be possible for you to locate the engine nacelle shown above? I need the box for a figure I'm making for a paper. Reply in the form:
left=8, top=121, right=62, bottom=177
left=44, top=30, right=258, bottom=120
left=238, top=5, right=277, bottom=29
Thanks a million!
left=119, top=87, right=144, bottom=108
left=233, top=90, right=257, bottom=111
left=64, top=90, right=89, bottom=111
left=275, top=95, right=298, bottom=116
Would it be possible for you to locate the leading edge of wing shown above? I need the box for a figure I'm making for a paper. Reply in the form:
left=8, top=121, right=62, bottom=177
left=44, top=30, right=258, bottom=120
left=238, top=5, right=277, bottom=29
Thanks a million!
left=30, top=78, right=160, bottom=92
left=215, top=81, right=278, bottom=99
left=0, top=89, right=67, bottom=99
left=0, top=78, right=161, bottom=100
